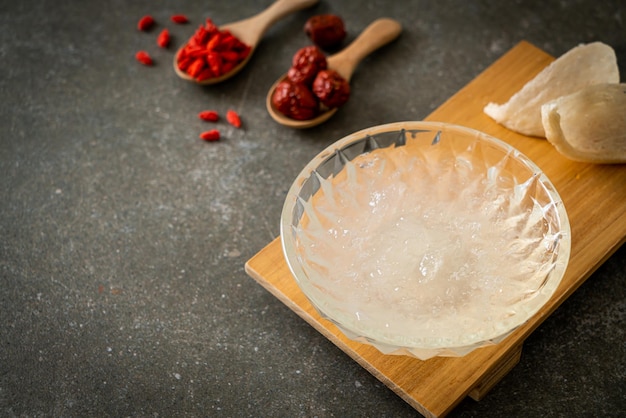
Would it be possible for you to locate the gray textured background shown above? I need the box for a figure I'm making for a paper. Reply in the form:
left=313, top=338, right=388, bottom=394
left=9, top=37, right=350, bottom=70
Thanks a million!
left=1, top=0, right=625, bottom=416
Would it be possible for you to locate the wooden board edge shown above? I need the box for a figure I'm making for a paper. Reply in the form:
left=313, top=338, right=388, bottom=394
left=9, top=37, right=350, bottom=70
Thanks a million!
left=468, top=344, right=523, bottom=401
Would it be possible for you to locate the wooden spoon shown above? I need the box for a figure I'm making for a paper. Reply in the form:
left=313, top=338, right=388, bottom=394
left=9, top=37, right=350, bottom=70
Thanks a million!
left=266, top=18, right=402, bottom=129
left=174, top=0, right=319, bottom=85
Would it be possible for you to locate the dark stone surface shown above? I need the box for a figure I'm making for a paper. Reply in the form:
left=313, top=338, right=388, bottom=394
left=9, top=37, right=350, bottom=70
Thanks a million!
left=1, top=1, right=624, bottom=416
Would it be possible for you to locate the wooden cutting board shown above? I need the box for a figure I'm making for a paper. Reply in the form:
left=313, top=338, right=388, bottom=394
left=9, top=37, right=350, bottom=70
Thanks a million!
left=245, top=41, right=626, bottom=418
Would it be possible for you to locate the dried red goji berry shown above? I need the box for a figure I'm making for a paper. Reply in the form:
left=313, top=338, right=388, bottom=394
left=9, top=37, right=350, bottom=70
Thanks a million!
left=206, top=33, right=222, bottom=51
left=206, top=51, right=222, bottom=75
left=200, top=130, right=220, bottom=141
left=220, top=51, right=240, bottom=62
left=135, top=50, right=153, bottom=66
left=138, top=15, right=155, bottom=31
left=204, top=18, right=219, bottom=34
left=221, top=61, right=235, bottom=75
left=157, top=29, right=170, bottom=48
left=196, top=68, right=215, bottom=81
left=198, top=110, right=219, bottom=122
left=226, top=110, right=242, bottom=128
left=187, top=58, right=205, bottom=78
left=177, top=57, right=193, bottom=71
left=191, top=26, right=209, bottom=45
left=238, top=45, right=252, bottom=60
left=171, top=14, right=189, bottom=24
left=219, top=34, right=237, bottom=50
left=185, top=46, right=208, bottom=59
left=177, top=47, right=188, bottom=60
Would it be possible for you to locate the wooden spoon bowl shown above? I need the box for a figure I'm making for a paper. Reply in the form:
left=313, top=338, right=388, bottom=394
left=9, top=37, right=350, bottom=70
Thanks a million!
left=174, top=0, right=319, bottom=85
left=267, top=18, right=402, bottom=128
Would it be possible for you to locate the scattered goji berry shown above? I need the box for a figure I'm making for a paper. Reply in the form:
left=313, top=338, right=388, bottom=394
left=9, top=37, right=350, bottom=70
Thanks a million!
left=135, top=50, right=153, bottom=66
left=200, top=129, right=221, bottom=141
left=198, top=110, right=219, bottom=122
left=138, top=15, right=155, bottom=31
left=157, top=29, right=170, bottom=48
left=171, top=14, right=189, bottom=24
left=226, top=110, right=242, bottom=128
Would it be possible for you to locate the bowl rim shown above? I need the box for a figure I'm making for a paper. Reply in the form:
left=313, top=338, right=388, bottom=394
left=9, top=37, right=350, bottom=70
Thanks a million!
left=280, top=121, right=571, bottom=357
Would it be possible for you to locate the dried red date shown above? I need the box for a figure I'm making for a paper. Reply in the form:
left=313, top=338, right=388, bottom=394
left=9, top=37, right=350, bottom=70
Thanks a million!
left=287, top=46, right=327, bottom=86
left=272, top=80, right=319, bottom=120
left=312, top=69, right=350, bottom=108
left=304, top=14, right=346, bottom=50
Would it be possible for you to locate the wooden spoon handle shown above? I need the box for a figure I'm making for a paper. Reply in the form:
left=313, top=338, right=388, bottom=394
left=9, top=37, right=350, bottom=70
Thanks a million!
left=224, top=0, right=319, bottom=46
left=328, top=18, right=402, bottom=81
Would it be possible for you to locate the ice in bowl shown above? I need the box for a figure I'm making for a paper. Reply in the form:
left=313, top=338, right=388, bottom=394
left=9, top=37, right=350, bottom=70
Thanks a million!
left=280, top=121, right=571, bottom=360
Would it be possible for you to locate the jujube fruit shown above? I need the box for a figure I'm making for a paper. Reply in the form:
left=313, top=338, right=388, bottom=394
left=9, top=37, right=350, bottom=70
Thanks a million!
left=312, top=69, right=350, bottom=108
left=304, top=14, right=346, bottom=50
left=287, top=46, right=328, bottom=86
left=272, top=79, right=320, bottom=120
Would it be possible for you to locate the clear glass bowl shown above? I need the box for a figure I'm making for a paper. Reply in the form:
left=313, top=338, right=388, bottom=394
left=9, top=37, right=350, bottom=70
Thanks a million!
left=281, top=121, right=571, bottom=360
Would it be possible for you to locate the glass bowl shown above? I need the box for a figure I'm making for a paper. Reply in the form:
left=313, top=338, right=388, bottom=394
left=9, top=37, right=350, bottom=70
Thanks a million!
left=281, top=121, right=571, bottom=360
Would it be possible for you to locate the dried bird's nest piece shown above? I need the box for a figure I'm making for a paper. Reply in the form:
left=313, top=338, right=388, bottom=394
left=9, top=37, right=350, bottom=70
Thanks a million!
left=541, top=83, right=626, bottom=164
left=484, top=42, right=619, bottom=138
